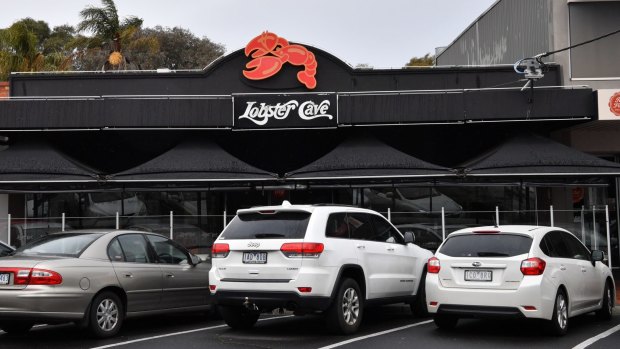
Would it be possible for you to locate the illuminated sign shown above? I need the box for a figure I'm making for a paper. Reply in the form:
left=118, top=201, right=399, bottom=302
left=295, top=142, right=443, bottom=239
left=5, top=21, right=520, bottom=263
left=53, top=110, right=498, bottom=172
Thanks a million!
left=243, top=32, right=317, bottom=89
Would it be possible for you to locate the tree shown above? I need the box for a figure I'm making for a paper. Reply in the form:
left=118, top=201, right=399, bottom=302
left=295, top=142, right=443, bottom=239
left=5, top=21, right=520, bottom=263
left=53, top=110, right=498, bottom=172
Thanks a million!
left=76, top=0, right=145, bottom=70
left=405, top=53, right=435, bottom=67
left=0, top=21, right=44, bottom=80
left=128, top=26, right=224, bottom=70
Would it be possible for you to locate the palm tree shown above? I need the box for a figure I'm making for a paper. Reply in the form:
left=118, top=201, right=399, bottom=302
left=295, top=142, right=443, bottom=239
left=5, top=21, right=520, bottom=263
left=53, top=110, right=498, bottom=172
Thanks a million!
left=0, top=22, right=44, bottom=80
left=76, top=0, right=144, bottom=70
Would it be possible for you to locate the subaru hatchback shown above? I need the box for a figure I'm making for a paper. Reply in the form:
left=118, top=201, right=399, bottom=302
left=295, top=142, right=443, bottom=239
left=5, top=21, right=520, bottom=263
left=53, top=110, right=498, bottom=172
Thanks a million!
left=425, top=225, right=615, bottom=335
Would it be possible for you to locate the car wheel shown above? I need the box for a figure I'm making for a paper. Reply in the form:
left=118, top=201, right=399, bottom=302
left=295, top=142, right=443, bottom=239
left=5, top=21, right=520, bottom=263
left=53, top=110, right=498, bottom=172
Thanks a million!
left=219, top=305, right=260, bottom=330
left=410, top=272, right=429, bottom=318
left=89, top=291, right=124, bottom=338
left=433, top=314, right=458, bottom=330
left=548, top=289, right=568, bottom=336
left=325, top=278, right=363, bottom=334
left=0, top=322, right=34, bottom=334
left=595, top=282, right=614, bottom=321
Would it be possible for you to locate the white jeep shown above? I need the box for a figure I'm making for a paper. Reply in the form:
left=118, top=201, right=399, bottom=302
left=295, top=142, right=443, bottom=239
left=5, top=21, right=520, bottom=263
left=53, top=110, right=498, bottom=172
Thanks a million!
left=209, top=201, right=432, bottom=334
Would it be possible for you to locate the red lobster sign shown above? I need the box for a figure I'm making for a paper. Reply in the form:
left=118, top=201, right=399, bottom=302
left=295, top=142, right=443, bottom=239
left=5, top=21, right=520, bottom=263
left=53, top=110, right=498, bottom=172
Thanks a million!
left=243, top=32, right=317, bottom=89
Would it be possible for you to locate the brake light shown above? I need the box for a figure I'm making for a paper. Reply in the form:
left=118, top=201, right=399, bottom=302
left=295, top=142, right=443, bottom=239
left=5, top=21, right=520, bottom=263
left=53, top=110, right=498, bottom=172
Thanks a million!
left=1, top=268, right=62, bottom=285
left=473, top=230, right=500, bottom=234
left=521, top=257, right=546, bottom=275
left=297, top=287, right=312, bottom=293
left=280, top=243, right=324, bottom=258
left=212, top=243, right=230, bottom=258
left=209, top=285, right=216, bottom=292
left=428, top=257, right=441, bottom=273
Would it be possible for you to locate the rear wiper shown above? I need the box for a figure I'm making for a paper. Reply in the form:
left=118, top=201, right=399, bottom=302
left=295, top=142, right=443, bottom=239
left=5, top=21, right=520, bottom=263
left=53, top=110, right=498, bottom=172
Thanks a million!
left=477, top=252, right=510, bottom=257
left=254, top=233, right=286, bottom=239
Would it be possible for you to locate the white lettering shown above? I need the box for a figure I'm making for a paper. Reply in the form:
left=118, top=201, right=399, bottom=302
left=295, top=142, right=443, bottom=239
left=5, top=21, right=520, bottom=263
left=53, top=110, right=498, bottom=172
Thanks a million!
left=237, top=99, right=333, bottom=126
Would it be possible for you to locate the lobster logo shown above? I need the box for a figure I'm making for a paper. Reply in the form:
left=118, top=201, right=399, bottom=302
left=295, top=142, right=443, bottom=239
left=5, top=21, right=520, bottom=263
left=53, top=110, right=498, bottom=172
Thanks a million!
left=243, top=32, right=318, bottom=89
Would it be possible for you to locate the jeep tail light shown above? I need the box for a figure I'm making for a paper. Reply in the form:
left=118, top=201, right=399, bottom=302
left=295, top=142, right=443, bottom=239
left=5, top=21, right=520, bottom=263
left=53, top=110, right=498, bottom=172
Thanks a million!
left=521, top=257, right=546, bottom=276
left=280, top=243, right=324, bottom=258
left=212, top=243, right=230, bottom=258
left=428, top=257, right=441, bottom=274
left=3, top=268, right=62, bottom=285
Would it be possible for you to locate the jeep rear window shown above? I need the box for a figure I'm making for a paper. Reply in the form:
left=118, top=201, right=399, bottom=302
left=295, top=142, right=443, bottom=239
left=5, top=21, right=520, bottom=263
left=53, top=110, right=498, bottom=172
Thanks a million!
left=220, top=211, right=311, bottom=240
left=438, top=233, right=532, bottom=257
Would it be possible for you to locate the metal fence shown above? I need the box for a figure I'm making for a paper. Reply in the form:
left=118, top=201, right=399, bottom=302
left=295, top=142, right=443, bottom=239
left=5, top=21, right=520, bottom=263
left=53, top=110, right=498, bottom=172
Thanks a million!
left=1, top=205, right=617, bottom=269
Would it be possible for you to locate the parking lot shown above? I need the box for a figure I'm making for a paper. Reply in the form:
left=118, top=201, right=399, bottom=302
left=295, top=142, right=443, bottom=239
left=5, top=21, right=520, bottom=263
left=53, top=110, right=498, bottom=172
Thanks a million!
left=1, top=304, right=618, bottom=349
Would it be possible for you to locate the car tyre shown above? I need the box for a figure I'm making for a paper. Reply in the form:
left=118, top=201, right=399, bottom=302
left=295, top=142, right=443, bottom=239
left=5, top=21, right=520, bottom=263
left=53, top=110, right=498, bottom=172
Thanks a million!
left=325, top=278, right=363, bottom=334
left=548, top=289, right=568, bottom=336
left=595, top=282, right=614, bottom=321
left=89, top=291, right=124, bottom=338
left=433, top=314, right=458, bottom=330
left=0, top=322, right=34, bottom=334
left=219, top=305, right=260, bottom=330
left=410, top=272, right=429, bottom=318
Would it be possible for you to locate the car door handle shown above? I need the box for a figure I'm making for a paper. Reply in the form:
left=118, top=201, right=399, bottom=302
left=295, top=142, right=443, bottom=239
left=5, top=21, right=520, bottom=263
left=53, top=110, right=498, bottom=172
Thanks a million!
left=124, top=273, right=134, bottom=278
left=560, top=265, right=566, bottom=271
left=166, top=274, right=175, bottom=278
left=581, top=267, right=587, bottom=273
left=356, top=245, right=365, bottom=250
left=386, top=247, right=395, bottom=251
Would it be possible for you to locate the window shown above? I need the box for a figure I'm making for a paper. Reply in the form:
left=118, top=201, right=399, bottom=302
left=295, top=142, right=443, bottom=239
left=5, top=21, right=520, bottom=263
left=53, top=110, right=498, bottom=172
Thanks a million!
left=439, top=234, right=532, bottom=258
left=564, top=232, right=591, bottom=261
left=544, top=231, right=573, bottom=259
left=146, top=234, right=189, bottom=265
left=221, top=211, right=311, bottom=240
left=369, top=215, right=404, bottom=244
left=326, top=213, right=349, bottom=239
left=107, top=239, right=125, bottom=262
left=117, top=234, right=152, bottom=263
left=347, top=213, right=374, bottom=241
left=17, top=233, right=102, bottom=257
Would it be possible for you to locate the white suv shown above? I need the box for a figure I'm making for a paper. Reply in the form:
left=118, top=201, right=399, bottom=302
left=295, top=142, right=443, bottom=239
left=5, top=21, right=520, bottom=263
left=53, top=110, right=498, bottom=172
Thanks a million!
left=209, top=201, right=433, bottom=334
left=426, top=225, right=615, bottom=335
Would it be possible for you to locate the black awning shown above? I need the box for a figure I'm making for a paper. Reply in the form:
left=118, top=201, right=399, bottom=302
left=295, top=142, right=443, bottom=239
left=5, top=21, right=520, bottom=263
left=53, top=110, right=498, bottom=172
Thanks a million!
left=285, top=135, right=452, bottom=180
left=111, top=139, right=278, bottom=182
left=460, top=133, right=620, bottom=176
left=0, top=140, right=97, bottom=183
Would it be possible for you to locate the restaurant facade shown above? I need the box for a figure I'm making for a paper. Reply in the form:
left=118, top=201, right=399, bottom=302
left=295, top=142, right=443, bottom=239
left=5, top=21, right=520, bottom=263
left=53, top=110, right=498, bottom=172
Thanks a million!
left=0, top=30, right=619, bottom=267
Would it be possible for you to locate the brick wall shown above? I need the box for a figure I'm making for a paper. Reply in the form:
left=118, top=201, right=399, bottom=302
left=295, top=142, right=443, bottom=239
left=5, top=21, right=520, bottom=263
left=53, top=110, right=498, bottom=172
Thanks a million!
left=0, top=82, right=8, bottom=98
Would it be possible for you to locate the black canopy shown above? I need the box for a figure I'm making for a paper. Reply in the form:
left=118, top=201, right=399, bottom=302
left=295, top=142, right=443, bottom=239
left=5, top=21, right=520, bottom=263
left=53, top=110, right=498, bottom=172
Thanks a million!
left=460, top=133, right=620, bottom=176
left=112, top=139, right=278, bottom=182
left=285, top=136, right=452, bottom=180
left=0, top=140, right=97, bottom=183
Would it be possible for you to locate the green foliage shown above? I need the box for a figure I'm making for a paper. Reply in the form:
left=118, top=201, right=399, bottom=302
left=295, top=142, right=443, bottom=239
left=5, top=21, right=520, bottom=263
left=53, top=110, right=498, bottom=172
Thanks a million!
left=405, top=53, right=435, bottom=67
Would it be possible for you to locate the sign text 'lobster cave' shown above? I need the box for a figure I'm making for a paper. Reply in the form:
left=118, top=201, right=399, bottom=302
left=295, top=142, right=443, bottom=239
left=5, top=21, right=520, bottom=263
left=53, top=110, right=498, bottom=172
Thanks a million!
left=233, top=93, right=337, bottom=129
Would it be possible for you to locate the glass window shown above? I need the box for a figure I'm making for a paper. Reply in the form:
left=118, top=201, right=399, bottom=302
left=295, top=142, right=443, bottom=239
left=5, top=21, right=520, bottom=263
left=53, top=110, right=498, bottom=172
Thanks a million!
left=347, top=213, right=374, bottom=241
left=107, top=239, right=125, bottom=262
left=0, top=243, right=12, bottom=256
left=117, top=234, right=152, bottom=263
left=439, top=233, right=533, bottom=258
left=545, top=231, right=573, bottom=259
left=220, top=211, right=310, bottom=240
left=16, top=233, right=102, bottom=257
left=146, top=235, right=189, bottom=265
left=370, top=215, right=404, bottom=244
left=326, top=213, right=349, bottom=239
left=564, top=232, right=591, bottom=261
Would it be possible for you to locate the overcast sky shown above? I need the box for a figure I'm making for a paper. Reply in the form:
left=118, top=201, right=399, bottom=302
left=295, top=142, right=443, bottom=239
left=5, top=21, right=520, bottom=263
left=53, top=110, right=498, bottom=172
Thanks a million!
left=1, top=0, right=496, bottom=68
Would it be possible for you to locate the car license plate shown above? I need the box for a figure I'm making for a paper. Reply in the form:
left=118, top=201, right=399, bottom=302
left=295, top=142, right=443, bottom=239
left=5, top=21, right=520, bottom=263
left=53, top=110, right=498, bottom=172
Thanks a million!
left=243, top=252, right=267, bottom=264
left=0, top=273, right=9, bottom=285
left=464, top=270, right=492, bottom=282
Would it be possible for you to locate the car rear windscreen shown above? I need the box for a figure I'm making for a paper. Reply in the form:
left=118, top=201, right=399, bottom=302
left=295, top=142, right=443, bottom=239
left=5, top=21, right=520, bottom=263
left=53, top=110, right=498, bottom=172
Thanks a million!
left=439, top=233, right=533, bottom=257
left=17, top=233, right=103, bottom=257
left=220, top=211, right=311, bottom=240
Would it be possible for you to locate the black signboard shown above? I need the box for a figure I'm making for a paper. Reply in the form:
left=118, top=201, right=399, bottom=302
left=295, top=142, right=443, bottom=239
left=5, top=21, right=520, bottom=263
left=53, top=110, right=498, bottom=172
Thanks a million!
left=233, top=93, right=337, bottom=130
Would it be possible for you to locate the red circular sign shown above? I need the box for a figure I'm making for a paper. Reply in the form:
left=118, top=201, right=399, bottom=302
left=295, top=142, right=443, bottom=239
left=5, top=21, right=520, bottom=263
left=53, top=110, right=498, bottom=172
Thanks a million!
left=609, top=92, right=620, bottom=117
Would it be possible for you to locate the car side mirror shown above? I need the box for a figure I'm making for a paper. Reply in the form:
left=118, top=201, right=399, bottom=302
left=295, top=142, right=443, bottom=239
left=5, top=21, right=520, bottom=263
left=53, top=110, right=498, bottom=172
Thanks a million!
left=404, top=231, right=415, bottom=244
left=591, top=250, right=604, bottom=265
left=190, top=254, right=202, bottom=266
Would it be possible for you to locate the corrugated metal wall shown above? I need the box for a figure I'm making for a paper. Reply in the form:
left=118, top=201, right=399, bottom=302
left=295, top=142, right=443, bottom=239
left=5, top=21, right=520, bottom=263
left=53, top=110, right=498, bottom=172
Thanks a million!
left=436, top=0, right=551, bottom=66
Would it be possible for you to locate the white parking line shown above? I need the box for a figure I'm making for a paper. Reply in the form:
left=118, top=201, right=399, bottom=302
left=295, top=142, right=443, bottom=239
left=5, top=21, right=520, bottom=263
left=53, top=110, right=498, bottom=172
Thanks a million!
left=317, top=320, right=433, bottom=349
left=572, top=324, right=620, bottom=349
left=88, top=315, right=293, bottom=349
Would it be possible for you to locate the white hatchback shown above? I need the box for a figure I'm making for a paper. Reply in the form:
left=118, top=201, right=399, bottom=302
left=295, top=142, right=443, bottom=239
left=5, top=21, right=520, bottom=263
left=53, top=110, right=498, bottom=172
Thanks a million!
left=426, top=225, right=615, bottom=335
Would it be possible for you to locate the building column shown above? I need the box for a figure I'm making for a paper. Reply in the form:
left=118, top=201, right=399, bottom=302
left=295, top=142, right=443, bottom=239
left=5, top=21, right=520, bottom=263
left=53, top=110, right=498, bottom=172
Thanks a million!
left=0, top=194, right=8, bottom=243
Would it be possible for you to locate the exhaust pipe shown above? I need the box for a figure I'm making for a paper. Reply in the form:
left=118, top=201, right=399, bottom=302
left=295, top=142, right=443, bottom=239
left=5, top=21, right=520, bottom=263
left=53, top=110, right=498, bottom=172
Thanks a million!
left=243, top=297, right=259, bottom=311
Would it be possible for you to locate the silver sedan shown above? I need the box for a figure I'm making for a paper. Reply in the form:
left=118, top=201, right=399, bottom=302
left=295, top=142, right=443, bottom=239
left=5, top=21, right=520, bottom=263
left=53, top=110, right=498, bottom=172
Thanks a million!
left=0, top=230, right=211, bottom=338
